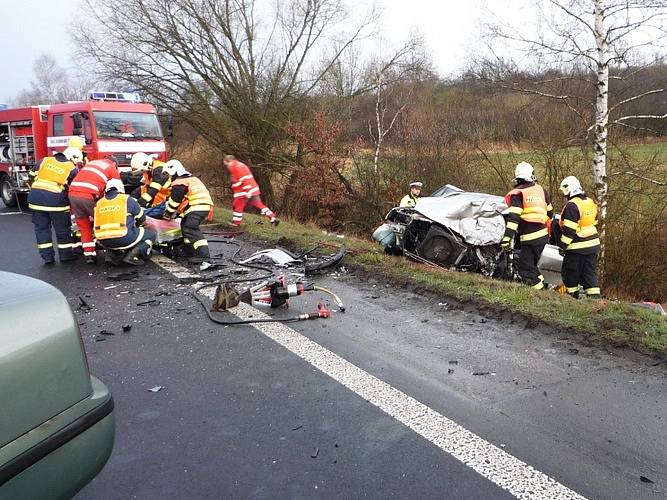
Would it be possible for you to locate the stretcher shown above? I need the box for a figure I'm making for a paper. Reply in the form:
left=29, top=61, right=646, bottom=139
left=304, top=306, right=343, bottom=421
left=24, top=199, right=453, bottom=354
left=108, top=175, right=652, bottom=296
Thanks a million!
left=144, top=216, right=182, bottom=244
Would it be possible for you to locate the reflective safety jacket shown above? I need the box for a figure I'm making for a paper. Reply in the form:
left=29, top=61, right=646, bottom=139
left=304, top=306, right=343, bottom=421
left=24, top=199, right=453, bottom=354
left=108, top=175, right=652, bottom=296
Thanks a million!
left=399, top=194, right=418, bottom=208
left=31, top=156, right=76, bottom=194
left=69, top=160, right=120, bottom=199
left=27, top=154, right=78, bottom=211
left=227, top=160, right=260, bottom=199
left=139, top=163, right=171, bottom=207
left=94, top=193, right=130, bottom=240
left=166, top=175, right=213, bottom=217
left=94, top=191, right=146, bottom=247
left=503, top=182, right=553, bottom=245
left=559, top=195, right=600, bottom=254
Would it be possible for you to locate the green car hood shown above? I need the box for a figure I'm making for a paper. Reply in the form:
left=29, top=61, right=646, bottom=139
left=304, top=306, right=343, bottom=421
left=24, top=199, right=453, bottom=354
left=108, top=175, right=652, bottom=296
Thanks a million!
left=0, top=272, right=91, bottom=447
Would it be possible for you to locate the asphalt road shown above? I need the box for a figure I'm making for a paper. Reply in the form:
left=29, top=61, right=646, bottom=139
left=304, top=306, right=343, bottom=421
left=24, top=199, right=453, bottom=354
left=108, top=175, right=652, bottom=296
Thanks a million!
left=1, top=203, right=665, bottom=500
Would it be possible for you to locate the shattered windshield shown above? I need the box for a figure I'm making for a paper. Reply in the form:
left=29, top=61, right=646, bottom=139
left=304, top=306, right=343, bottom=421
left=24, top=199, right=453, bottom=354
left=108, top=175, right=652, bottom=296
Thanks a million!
left=94, top=111, right=163, bottom=139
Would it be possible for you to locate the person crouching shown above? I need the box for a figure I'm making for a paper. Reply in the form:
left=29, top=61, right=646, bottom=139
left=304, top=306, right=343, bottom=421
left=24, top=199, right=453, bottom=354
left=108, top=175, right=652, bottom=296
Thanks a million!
left=94, top=179, right=156, bottom=266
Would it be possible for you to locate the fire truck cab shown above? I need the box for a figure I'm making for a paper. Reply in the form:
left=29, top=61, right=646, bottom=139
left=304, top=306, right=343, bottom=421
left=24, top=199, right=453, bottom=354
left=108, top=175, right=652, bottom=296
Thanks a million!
left=0, top=92, right=167, bottom=207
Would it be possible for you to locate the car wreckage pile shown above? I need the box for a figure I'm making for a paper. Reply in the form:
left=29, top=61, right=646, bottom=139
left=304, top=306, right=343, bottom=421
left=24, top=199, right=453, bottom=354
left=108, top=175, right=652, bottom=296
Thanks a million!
left=138, top=217, right=348, bottom=324
left=373, top=185, right=562, bottom=280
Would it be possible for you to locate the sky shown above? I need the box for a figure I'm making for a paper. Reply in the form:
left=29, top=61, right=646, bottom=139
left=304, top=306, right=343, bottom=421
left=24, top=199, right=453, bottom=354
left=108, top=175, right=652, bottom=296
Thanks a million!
left=0, top=0, right=513, bottom=103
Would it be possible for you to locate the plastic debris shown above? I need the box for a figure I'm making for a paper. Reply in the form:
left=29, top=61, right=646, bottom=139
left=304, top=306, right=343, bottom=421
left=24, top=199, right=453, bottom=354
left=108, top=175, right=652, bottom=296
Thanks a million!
left=148, top=386, right=164, bottom=393
left=311, top=447, right=320, bottom=458
left=631, top=302, right=666, bottom=316
left=240, top=248, right=298, bottom=266
left=77, top=296, right=91, bottom=312
left=99, top=330, right=116, bottom=336
left=472, top=371, right=490, bottom=376
left=122, top=324, right=132, bottom=332
left=639, top=475, right=654, bottom=484
left=137, top=299, right=161, bottom=306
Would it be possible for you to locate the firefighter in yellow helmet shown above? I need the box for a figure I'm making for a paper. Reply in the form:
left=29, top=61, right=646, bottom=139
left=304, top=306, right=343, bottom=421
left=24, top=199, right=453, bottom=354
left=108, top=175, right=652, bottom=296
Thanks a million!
left=558, top=176, right=601, bottom=299
left=94, top=179, right=157, bottom=266
left=68, top=136, right=88, bottom=164
left=501, top=162, right=554, bottom=290
left=27, top=147, right=83, bottom=263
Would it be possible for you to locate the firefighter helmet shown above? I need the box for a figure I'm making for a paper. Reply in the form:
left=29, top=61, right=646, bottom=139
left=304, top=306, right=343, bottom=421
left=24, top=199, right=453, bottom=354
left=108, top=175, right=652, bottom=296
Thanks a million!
left=164, top=159, right=189, bottom=177
left=130, top=152, right=153, bottom=172
left=560, top=176, right=584, bottom=197
left=68, top=137, right=85, bottom=150
left=514, top=162, right=535, bottom=182
left=105, top=178, right=125, bottom=193
left=63, top=147, right=84, bottom=164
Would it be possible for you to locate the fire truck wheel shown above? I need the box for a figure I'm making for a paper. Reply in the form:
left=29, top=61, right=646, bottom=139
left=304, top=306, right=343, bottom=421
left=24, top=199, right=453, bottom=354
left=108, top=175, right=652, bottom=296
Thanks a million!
left=1, top=176, right=17, bottom=208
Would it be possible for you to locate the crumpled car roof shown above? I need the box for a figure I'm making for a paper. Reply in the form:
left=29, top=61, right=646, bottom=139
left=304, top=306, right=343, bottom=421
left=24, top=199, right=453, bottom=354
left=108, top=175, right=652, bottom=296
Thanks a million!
left=413, top=190, right=508, bottom=246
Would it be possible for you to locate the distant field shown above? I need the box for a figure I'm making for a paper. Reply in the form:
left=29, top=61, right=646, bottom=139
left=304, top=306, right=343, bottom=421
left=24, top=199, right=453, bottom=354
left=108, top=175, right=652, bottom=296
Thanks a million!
left=481, top=141, right=667, bottom=172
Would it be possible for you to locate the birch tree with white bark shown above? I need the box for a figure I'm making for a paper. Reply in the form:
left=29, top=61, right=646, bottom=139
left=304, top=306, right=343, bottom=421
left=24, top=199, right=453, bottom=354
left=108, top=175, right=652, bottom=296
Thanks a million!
left=478, top=0, right=667, bottom=272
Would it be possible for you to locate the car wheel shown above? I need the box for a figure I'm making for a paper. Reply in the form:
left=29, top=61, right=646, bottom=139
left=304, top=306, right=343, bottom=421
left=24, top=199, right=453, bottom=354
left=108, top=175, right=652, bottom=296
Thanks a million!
left=1, top=175, right=17, bottom=207
left=417, top=226, right=466, bottom=267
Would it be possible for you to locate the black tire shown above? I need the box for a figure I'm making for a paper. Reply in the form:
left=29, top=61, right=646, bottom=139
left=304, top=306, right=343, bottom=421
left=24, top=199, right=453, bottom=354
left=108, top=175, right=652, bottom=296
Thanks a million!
left=1, top=175, right=17, bottom=207
left=417, top=225, right=466, bottom=267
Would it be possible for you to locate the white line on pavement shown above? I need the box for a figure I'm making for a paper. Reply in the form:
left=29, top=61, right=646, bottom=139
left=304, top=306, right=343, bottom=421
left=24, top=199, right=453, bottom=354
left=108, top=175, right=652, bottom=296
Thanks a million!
left=151, top=253, right=586, bottom=500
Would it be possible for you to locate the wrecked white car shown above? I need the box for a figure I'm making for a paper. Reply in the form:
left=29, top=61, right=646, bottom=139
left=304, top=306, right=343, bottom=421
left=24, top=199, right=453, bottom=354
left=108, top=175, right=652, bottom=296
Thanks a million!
left=373, top=185, right=562, bottom=279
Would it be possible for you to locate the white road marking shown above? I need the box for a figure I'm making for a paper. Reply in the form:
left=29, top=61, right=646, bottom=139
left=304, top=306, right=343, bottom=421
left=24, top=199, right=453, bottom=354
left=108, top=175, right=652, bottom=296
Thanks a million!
left=0, top=211, right=28, bottom=216
left=152, top=253, right=586, bottom=500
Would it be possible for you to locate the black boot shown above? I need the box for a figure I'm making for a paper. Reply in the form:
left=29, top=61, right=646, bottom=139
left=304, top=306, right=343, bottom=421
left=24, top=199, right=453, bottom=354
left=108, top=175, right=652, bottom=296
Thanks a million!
left=122, top=246, right=145, bottom=266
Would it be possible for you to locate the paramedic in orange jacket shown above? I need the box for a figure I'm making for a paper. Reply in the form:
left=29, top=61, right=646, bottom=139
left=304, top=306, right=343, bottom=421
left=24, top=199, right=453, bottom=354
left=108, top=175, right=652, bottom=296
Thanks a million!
left=500, top=162, right=553, bottom=290
left=69, top=158, right=121, bottom=263
left=223, top=155, right=278, bottom=227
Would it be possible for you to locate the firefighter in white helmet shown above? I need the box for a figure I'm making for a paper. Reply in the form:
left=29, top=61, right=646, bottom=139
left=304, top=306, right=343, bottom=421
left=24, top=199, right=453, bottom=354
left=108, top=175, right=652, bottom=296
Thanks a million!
left=501, top=162, right=553, bottom=290
left=163, top=160, right=214, bottom=269
left=26, top=147, right=84, bottom=263
left=129, top=152, right=169, bottom=215
left=93, top=178, right=157, bottom=266
left=400, top=181, right=423, bottom=208
left=558, top=176, right=600, bottom=299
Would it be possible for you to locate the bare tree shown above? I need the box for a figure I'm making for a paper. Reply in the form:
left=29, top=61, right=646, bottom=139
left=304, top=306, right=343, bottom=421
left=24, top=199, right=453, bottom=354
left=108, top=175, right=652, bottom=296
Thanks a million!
left=75, top=0, right=377, bottom=200
left=477, top=0, right=667, bottom=270
left=367, top=40, right=425, bottom=174
left=14, top=53, right=95, bottom=106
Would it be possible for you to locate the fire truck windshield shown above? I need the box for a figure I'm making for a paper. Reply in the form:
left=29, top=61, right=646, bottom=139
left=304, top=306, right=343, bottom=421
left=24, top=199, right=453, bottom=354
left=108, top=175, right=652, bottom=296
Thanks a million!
left=93, top=111, right=163, bottom=139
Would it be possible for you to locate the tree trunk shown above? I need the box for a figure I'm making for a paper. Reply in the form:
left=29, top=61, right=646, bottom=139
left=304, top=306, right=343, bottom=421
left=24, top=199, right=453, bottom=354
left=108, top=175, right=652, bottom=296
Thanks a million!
left=593, top=0, right=610, bottom=281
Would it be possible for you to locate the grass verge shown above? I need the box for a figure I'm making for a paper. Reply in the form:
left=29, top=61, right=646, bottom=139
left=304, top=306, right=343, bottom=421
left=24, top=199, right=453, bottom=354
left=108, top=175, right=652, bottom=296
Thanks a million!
left=214, top=207, right=667, bottom=358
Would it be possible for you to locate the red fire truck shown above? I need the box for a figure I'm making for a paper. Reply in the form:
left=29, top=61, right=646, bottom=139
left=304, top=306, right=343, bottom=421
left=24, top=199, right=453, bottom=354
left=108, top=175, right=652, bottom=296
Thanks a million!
left=0, top=92, right=167, bottom=207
